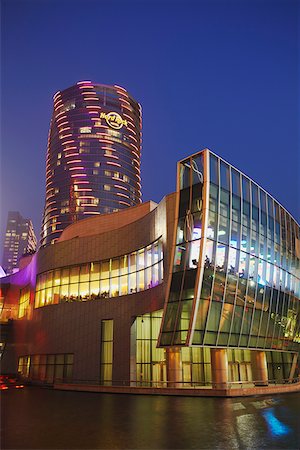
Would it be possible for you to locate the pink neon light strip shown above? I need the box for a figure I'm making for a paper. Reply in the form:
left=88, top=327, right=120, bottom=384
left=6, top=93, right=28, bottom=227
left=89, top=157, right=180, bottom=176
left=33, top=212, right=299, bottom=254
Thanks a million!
left=107, top=162, right=121, bottom=167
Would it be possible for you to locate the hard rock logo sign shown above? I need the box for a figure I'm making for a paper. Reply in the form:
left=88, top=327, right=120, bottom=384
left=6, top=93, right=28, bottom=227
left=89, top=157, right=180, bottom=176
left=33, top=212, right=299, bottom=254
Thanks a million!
left=100, top=111, right=128, bottom=130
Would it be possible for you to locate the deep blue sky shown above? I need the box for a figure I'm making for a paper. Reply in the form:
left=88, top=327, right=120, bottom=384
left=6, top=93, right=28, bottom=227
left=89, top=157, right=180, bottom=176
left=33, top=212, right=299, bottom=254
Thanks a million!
left=1, top=0, right=299, bottom=248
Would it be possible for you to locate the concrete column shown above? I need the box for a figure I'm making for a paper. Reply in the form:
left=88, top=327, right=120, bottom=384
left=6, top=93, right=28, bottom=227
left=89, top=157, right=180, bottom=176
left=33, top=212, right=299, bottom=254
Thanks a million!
left=288, top=353, right=298, bottom=382
left=211, top=348, right=228, bottom=389
left=166, top=347, right=182, bottom=388
left=251, top=350, right=268, bottom=386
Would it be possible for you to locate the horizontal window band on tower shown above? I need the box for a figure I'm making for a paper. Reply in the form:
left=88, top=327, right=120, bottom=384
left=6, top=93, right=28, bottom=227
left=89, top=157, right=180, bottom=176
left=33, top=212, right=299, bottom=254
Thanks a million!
left=34, top=238, right=164, bottom=308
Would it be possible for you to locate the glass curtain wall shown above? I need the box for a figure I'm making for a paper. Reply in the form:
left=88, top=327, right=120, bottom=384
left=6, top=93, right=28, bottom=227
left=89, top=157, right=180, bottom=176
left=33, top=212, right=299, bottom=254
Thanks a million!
left=192, top=152, right=300, bottom=352
left=159, top=153, right=204, bottom=346
left=135, top=311, right=166, bottom=386
left=35, top=238, right=163, bottom=307
left=18, top=354, right=73, bottom=383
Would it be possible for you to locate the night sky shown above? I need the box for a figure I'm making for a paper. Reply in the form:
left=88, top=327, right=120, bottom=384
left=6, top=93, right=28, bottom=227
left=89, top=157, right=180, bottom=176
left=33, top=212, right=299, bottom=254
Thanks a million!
left=1, top=0, right=299, bottom=249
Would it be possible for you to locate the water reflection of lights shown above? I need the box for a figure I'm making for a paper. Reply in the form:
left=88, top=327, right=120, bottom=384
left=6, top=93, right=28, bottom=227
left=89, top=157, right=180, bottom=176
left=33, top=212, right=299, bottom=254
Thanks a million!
left=262, top=409, right=291, bottom=437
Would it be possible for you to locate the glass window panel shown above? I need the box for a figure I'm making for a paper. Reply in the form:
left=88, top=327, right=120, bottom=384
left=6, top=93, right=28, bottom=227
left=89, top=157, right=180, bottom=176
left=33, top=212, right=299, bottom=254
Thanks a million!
left=218, top=216, right=229, bottom=244
left=267, top=196, right=274, bottom=218
left=188, top=239, right=200, bottom=269
left=53, top=269, right=61, bottom=287
left=209, top=183, right=218, bottom=212
left=138, top=249, right=145, bottom=270
left=174, top=243, right=187, bottom=272
left=242, top=176, right=250, bottom=202
left=138, top=270, right=144, bottom=291
left=231, top=169, right=240, bottom=196
left=90, top=280, right=100, bottom=298
left=153, top=243, right=159, bottom=264
left=145, top=267, right=152, bottom=288
left=146, top=246, right=152, bottom=267
left=69, top=283, right=79, bottom=299
left=80, top=264, right=90, bottom=282
left=209, top=153, right=219, bottom=185
left=110, top=277, right=119, bottom=297
left=61, top=268, right=69, bottom=285
left=35, top=290, right=41, bottom=307
left=207, top=211, right=217, bottom=239
left=101, top=261, right=109, bottom=279
left=100, top=279, right=109, bottom=298
left=252, top=183, right=259, bottom=207
left=45, top=271, right=53, bottom=288
left=260, top=190, right=267, bottom=212
left=152, top=263, right=159, bottom=286
left=239, top=251, right=248, bottom=278
left=129, top=252, right=137, bottom=272
left=230, top=221, right=240, bottom=248
left=120, top=275, right=128, bottom=295
left=191, top=154, right=204, bottom=185
left=90, top=262, right=100, bottom=281
left=220, top=189, right=230, bottom=217
left=220, top=161, right=230, bottom=191
left=120, top=255, right=128, bottom=275
left=228, top=247, right=238, bottom=274
left=79, top=282, right=90, bottom=300
left=70, top=266, right=80, bottom=283
left=216, top=243, right=226, bottom=272
left=180, top=159, right=191, bottom=189
left=129, top=272, right=137, bottom=293
left=111, top=259, right=119, bottom=278
left=45, top=288, right=52, bottom=304
left=204, top=239, right=214, bottom=268
left=53, top=284, right=60, bottom=304
left=60, top=284, right=69, bottom=301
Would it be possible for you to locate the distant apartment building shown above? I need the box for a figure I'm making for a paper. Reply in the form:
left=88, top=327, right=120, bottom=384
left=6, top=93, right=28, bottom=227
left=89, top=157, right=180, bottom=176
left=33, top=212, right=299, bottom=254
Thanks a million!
left=2, top=211, right=37, bottom=275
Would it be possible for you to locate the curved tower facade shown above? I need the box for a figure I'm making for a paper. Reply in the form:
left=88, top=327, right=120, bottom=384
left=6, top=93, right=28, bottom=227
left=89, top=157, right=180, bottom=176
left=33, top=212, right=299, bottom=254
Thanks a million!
left=41, top=81, right=142, bottom=246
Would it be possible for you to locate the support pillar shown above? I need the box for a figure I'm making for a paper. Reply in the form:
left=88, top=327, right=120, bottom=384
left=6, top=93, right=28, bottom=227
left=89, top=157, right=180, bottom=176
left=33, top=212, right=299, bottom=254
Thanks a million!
left=251, top=350, right=268, bottom=386
left=211, top=348, right=228, bottom=389
left=166, top=347, right=182, bottom=388
left=288, top=353, right=298, bottom=382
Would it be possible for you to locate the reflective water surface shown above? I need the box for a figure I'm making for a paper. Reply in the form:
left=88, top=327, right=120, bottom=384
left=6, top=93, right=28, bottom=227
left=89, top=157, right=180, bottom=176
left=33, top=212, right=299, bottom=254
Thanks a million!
left=2, top=388, right=300, bottom=449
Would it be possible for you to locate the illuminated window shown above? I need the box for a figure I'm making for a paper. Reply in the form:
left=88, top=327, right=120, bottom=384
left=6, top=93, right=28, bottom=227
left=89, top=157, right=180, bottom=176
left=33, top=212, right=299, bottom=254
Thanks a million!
left=105, top=149, right=112, bottom=156
left=57, top=153, right=62, bottom=159
left=18, top=286, right=30, bottom=319
left=104, top=170, right=111, bottom=177
left=104, top=184, right=111, bottom=191
left=93, top=169, right=99, bottom=175
left=94, top=162, right=100, bottom=167
left=100, top=320, right=113, bottom=385
left=123, top=175, right=129, bottom=182
left=79, top=127, right=92, bottom=134
left=35, top=238, right=164, bottom=307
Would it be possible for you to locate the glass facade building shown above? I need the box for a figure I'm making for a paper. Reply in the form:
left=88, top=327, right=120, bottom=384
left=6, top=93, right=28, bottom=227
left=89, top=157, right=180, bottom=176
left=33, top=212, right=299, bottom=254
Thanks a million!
left=41, top=82, right=142, bottom=246
left=2, top=211, right=37, bottom=275
left=159, top=150, right=300, bottom=353
left=2, top=149, right=299, bottom=391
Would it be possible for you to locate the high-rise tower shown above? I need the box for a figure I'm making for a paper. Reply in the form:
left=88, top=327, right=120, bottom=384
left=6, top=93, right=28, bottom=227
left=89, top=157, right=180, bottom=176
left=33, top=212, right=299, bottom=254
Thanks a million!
left=41, top=82, right=142, bottom=246
left=2, top=211, right=37, bottom=275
